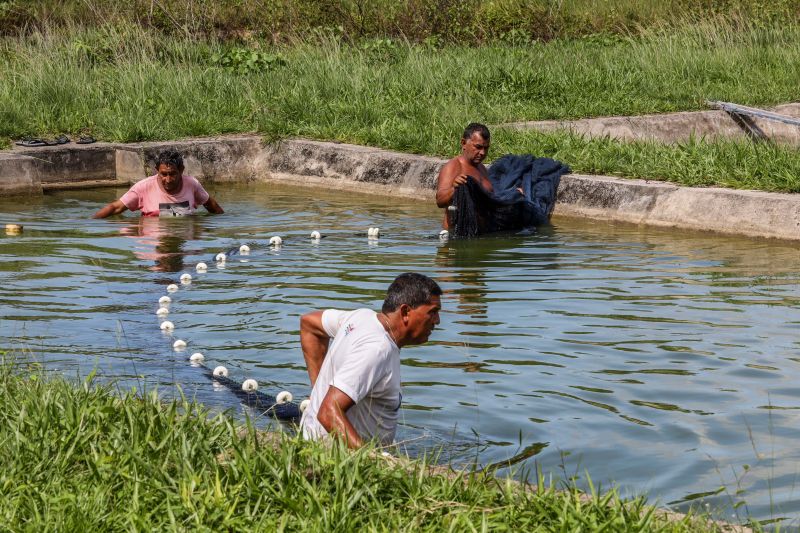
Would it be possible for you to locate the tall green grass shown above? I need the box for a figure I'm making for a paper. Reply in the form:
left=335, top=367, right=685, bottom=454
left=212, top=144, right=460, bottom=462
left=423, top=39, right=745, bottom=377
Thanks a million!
left=0, top=360, right=740, bottom=530
left=2, top=0, right=799, bottom=44
left=2, top=21, right=800, bottom=190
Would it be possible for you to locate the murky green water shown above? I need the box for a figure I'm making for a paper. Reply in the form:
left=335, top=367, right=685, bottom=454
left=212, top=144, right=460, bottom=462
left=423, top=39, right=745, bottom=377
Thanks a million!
left=2, top=183, right=800, bottom=526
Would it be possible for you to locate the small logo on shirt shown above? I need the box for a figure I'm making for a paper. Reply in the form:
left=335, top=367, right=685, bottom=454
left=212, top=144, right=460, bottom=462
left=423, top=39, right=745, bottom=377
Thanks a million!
left=344, top=323, right=355, bottom=336
left=159, top=201, right=192, bottom=217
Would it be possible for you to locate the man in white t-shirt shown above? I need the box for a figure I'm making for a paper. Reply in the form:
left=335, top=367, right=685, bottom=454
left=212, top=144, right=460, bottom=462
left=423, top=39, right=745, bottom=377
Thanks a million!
left=299, top=273, right=442, bottom=448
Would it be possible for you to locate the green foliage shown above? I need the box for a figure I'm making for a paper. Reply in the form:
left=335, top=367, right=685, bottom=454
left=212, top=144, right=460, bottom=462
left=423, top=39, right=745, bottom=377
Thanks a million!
left=359, top=37, right=408, bottom=64
left=0, top=363, right=730, bottom=530
left=3, top=21, right=800, bottom=191
left=3, top=0, right=800, bottom=44
left=210, top=47, right=286, bottom=74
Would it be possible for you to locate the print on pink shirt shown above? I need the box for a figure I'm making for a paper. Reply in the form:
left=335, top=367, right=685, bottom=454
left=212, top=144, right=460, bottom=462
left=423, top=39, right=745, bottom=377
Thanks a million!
left=120, top=175, right=210, bottom=217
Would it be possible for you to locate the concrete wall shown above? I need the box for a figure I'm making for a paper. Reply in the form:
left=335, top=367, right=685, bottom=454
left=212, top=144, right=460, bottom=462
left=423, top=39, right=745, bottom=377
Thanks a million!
left=500, top=103, right=800, bottom=144
left=3, top=135, right=800, bottom=241
left=258, top=139, right=445, bottom=199
left=12, top=143, right=124, bottom=189
left=0, top=152, right=42, bottom=196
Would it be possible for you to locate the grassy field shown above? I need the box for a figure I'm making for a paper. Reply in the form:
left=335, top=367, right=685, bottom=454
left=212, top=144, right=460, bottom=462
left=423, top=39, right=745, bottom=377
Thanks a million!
left=0, top=359, right=743, bottom=531
left=2, top=19, right=800, bottom=191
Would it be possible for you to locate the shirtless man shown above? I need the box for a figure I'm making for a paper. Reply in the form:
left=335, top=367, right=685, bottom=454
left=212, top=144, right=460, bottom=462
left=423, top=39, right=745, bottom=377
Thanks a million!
left=435, top=123, right=492, bottom=229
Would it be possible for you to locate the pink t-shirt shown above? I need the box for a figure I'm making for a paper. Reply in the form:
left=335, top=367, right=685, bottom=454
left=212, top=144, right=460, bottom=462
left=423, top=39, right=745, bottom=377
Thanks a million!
left=120, top=175, right=210, bottom=217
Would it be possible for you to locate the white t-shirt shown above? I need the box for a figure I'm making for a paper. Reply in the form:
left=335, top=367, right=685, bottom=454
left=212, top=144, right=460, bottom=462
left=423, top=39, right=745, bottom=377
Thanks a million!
left=300, top=308, right=401, bottom=445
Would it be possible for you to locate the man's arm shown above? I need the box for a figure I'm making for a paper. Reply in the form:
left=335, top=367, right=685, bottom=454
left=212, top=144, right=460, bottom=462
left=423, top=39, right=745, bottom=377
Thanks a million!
left=203, top=196, right=224, bottom=214
left=300, top=311, right=330, bottom=387
left=92, top=199, right=128, bottom=219
left=435, top=159, right=469, bottom=208
left=317, top=386, right=363, bottom=449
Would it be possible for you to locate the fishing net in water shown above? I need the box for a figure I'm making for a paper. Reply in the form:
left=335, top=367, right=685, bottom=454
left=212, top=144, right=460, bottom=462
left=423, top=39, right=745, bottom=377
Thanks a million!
left=449, top=179, right=484, bottom=238
left=447, top=155, right=571, bottom=239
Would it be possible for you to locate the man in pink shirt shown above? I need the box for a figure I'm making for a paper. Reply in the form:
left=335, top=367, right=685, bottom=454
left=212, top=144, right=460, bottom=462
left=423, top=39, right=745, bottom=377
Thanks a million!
left=92, top=150, right=224, bottom=218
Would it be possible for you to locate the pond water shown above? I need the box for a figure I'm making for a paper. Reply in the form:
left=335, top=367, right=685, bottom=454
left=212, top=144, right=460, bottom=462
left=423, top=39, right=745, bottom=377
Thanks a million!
left=2, top=182, right=800, bottom=527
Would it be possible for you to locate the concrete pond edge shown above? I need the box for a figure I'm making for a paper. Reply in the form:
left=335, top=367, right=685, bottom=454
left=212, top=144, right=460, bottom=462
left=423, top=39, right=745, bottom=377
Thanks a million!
left=2, top=135, right=799, bottom=242
left=499, top=102, right=800, bottom=145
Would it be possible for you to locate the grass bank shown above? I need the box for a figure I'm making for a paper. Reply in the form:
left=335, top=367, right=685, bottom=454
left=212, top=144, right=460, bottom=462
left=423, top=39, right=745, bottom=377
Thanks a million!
left=0, top=360, right=742, bottom=531
left=3, top=21, right=800, bottom=191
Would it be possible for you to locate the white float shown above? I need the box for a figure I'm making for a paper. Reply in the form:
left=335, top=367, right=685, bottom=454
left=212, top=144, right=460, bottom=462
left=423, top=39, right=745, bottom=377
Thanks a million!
left=167, top=284, right=179, bottom=293
left=189, top=352, right=205, bottom=363
left=195, top=262, right=208, bottom=272
left=156, top=307, right=169, bottom=317
left=173, top=339, right=187, bottom=350
left=159, top=320, right=174, bottom=331
left=368, top=227, right=380, bottom=238
left=180, top=273, right=192, bottom=284
left=300, top=399, right=310, bottom=413
left=215, top=252, right=227, bottom=262
left=269, top=236, right=282, bottom=246
left=242, top=379, right=258, bottom=392
left=159, top=295, right=171, bottom=305
left=439, top=229, right=449, bottom=241
left=213, top=365, right=229, bottom=377
left=276, top=391, right=293, bottom=405
left=239, top=244, right=250, bottom=254
left=310, top=230, right=321, bottom=240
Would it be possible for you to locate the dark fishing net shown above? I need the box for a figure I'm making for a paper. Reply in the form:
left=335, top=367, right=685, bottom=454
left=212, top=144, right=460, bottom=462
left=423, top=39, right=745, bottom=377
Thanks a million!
left=447, top=155, right=570, bottom=239
left=449, top=178, right=483, bottom=238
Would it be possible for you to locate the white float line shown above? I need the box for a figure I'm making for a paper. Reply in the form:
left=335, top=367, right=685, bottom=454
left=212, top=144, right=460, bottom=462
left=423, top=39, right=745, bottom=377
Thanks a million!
left=208, top=365, right=303, bottom=410
left=157, top=238, right=339, bottom=406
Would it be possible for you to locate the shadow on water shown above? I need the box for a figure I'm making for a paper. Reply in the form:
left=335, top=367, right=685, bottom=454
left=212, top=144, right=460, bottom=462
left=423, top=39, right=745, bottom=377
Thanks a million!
left=435, top=226, right=561, bottom=320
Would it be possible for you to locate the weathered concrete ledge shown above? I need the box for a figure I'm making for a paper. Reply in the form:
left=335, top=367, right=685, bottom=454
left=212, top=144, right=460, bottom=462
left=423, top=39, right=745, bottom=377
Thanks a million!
left=0, top=152, right=42, bottom=195
left=500, top=103, right=800, bottom=145
left=2, top=135, right=800, bottom=242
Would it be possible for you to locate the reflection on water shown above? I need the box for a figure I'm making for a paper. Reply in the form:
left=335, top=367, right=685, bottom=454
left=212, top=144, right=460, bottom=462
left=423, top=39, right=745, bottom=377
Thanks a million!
left=2, top=183, right=800, bottom=527
left=119, top=216, right=205, bottom=273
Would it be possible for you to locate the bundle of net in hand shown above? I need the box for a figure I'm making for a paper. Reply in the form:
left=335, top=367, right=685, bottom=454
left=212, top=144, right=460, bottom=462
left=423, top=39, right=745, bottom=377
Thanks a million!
left=446, top=155, right=571, bottom=239
left=449, top=178, right=485, bottom=238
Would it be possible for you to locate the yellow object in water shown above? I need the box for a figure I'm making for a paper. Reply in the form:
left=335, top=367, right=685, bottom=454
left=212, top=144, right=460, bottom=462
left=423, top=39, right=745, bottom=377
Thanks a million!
left=5, top=224, right=22, bottom=235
